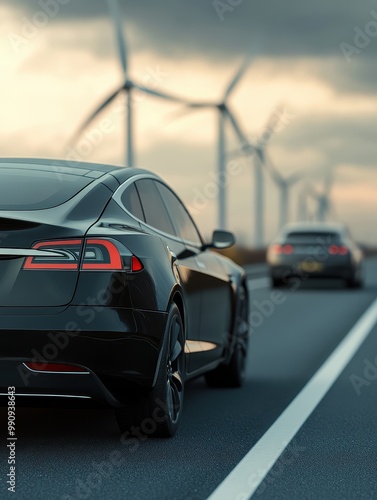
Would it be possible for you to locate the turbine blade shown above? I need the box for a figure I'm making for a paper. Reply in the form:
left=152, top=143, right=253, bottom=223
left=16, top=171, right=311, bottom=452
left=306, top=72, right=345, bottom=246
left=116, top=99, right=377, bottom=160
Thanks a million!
left=224, top=108, right=249, bottom=147
left=107, top=0, right=128, bottom=75
left=259, top=102, right=287, bottom=145
left=224, top=55, right=252, bottom=100
left=135, top=84, right=195, bottom=104
left=287, top=172, right=303, bottom=185
left=163, top=101, right=221, bottom=125
left=70, top=87, right=123, bottom=144
left=163, top=105, right=199, bottom=125
left=263, top=151, right=283, bottom=184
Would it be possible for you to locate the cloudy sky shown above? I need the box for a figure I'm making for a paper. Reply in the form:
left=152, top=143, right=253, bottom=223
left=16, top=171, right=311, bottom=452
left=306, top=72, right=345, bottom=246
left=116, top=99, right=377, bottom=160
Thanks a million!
left=0, top=0, right=376, bottom=244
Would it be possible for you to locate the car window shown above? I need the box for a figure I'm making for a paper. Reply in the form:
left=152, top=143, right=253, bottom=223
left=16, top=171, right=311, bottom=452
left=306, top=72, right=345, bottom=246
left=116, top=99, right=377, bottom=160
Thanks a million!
left=121, top=183, right=145, bottom=221
left=285, top=231, right=341, bottom=243
left=135, top=179, right=176, bottom=236
left=155, top=182, right=202, bottom=246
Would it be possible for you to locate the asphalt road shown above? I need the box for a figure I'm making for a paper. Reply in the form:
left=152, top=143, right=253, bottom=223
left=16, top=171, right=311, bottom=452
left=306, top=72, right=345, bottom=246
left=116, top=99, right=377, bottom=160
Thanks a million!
left=2, top=258, right=377, bottom=500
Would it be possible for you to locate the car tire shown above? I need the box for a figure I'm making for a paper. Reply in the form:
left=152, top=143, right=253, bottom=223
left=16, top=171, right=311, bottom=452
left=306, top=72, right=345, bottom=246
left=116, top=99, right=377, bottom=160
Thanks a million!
left=205, top=286, right=249, bottom=388
left=115, top=303, right=185, bottom=438
left=347, top=267, right=364, bottom=289
left=347, top=276, right=363, bottom=289
left=272, top=277, right=283, bottom=288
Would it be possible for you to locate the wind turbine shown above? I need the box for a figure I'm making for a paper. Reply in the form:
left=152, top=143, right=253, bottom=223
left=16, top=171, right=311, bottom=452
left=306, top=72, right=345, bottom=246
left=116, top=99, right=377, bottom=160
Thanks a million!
left=169, top=57, right=252, bottom=230
left=296, top=168, right=335, bottom=223
left=300, top=167, right=335, bottom=222
left=263, top=153, right=319, bottom=228
left=72, top=0, right=193, bottom=166
left=229, top=106, right=284, bottom=247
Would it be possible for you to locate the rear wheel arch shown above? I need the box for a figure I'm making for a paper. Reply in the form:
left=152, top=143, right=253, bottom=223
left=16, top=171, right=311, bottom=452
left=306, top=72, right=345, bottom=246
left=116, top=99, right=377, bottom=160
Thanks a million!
left=169, top=290, right=186, bottom=338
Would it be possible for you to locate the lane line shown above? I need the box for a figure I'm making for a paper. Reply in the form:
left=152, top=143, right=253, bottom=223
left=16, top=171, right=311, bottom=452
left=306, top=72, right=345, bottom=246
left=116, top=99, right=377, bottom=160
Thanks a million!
left=208, top=296, right=377, bottom=500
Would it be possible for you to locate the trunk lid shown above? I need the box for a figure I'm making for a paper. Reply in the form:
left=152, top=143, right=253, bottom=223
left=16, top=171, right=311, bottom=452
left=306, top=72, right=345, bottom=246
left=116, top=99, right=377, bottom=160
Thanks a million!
left=0, top=215, right=85, bottom=307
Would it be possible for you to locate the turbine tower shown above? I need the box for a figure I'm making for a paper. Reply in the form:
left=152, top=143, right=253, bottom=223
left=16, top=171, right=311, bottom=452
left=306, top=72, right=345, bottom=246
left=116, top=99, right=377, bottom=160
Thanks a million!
left=317, top=167, right=335, bottom=222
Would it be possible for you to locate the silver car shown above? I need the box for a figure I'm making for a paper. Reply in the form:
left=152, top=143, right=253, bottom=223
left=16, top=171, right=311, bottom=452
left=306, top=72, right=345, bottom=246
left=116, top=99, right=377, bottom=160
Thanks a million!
left=267, top=222, right=364, bottom=288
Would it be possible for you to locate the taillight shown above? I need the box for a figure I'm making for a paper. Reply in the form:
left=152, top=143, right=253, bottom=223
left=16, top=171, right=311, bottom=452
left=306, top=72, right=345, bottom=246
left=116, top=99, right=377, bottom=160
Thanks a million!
left=23, top=238, right=143, bottom=272
left=329, top=245, right=349, bottom=256
left=23, top=240, right=82, bottom=270
left=131, top=256, right=144, bottom=272
left=82, top=239, right=122, bottom=270
left=283, top=244, right=294, bottom=255
left=271, top=244, right=295, bottom=255
left=24, top=362, right=88, bottom=373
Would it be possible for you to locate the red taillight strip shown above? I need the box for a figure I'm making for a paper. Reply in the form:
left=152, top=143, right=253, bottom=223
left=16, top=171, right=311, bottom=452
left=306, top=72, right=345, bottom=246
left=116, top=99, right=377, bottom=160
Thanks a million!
left=32, top=240, right=83, bottom=248
left=271, top=244, right=294, bottom=255
left=329, top=245, right=349, bottom=256
left=22, top=238, right=142, bottom=272
left=282, top=244, right=294, bottom=255
left=271, top=244, right=283, bottom=254
left=24, top=262, right=79, bottom=270
left=24, top=239, right=82, bottom=270
left=82, top=239, right=123, bottom=270
left=24, top=362, right=89, bottom=373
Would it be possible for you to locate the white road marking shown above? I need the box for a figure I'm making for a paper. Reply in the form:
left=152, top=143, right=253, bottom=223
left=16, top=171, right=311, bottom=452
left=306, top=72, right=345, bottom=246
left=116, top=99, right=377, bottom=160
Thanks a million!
left=247, top=277, right=271, bottom=290
left=208, top=296, right=377, bottom=500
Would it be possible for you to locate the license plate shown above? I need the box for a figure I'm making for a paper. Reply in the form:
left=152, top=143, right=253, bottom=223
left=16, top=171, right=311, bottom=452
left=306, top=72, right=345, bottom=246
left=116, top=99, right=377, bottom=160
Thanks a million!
left=298, top=261, right=324, bottom=273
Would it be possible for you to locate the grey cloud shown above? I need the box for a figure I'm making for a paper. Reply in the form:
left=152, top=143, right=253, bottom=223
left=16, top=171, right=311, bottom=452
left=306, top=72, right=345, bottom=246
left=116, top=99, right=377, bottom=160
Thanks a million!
left=314, top=55, right=377, bottom=95
left=5, top=0, right=377, bottom=98
left=5, top=0, right=377, bottom=60
left=273, top=112, right=377, bottom=168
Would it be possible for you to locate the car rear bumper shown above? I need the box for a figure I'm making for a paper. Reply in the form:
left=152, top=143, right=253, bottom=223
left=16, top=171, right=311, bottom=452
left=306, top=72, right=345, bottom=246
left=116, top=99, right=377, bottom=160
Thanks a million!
left=0, top=306, right=167, bottom=407
left=269, top=257, right=355, bottom=281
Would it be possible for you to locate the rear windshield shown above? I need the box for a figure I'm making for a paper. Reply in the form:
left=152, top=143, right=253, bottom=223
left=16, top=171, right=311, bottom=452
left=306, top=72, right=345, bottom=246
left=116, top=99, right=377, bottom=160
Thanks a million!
left=0, top=168, right=93, bottom=210
left=285, top=231, right=341, bottom=242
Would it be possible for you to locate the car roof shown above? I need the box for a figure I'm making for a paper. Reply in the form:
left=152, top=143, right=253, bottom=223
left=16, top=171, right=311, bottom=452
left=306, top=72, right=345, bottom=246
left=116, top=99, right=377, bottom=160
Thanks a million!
left=281, top=222, right=347, bottom=235
left=0, top=158, right=160, bottom=184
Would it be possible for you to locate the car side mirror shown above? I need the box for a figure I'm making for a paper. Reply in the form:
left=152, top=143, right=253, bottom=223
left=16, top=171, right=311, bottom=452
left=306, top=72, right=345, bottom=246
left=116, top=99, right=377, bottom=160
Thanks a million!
left=206, top=230, right=236, bottom=250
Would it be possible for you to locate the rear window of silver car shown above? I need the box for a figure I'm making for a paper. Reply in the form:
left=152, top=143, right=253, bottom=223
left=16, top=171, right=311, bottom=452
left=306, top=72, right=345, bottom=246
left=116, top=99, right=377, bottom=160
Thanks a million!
left=285, top=231, right=341, bottom=242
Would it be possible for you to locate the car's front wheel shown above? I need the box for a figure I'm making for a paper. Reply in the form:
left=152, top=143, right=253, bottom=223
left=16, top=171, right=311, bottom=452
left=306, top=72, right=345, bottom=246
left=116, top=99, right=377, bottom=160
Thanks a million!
left=115, top=303, right=185, bottom=438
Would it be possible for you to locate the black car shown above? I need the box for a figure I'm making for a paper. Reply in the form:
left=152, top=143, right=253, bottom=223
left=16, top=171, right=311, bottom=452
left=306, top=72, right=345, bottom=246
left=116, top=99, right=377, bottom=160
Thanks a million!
left=0, top=159, right=249, bottom=437
left=267, top=222, right=364, bottom=288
